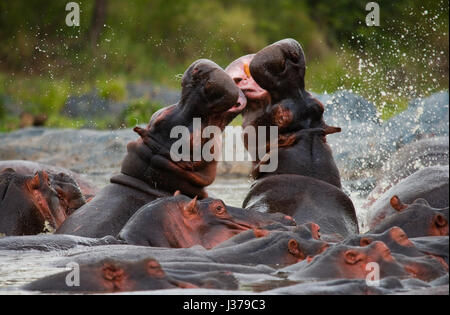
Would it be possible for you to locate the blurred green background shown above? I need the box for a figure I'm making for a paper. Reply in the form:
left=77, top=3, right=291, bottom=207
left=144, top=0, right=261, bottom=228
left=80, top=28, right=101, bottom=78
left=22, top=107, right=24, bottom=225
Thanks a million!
left=0, top=0, right=448, bottom=132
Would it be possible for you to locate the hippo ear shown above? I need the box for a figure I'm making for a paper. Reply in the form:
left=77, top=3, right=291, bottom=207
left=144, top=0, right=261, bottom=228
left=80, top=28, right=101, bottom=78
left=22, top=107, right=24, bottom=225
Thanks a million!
left=173, top=190, right=181, bottom=196
left=344, top=250, right=363, bottom=265
left=146, top=259, right=166, bottom=279
left=288, top=239, right=305, bottom=260
left=390, top=196, right=408, bottom=212
left=101, top=262, right=125, bottom=282
left=360, top=237, right=372, bottom=247
left=183, top=196, right=198, bottom=217
left=27, top=173, right=40, bottom=190
left=133, top=126, right=148, bottom=139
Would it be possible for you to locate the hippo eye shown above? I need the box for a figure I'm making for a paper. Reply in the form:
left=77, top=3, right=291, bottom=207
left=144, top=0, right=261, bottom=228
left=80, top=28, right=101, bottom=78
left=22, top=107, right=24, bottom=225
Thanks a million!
left=215, top=204, right=226, bottom=215
left=234, top=77, right=243, bottom=84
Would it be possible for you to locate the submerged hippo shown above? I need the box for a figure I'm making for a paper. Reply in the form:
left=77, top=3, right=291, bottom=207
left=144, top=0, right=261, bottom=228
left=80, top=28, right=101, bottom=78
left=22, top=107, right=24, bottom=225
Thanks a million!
left=369, top=196, right=449, bottom=238
left=344, top=227, right=449, bottom=273
left=56, top=59, right=245, bottom=238
left=24, top=258, right=237, bottom=293
left=288, top=241, right=410, bottom=281
left=366, top=165, right=449, bottom=229
left=0, top=168, right=86, bottom=235
left=118, top=194, right=295, bottom=249
left=205, top=225, right=329, bottom=267
left=0, top=234, right=121, bottom=251
left=244, top=174, right=359, bottom=237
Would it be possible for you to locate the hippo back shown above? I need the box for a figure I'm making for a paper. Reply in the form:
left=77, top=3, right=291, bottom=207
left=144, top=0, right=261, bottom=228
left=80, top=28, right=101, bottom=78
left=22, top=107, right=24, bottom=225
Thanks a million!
left=243, top=174, right=359, bottom=237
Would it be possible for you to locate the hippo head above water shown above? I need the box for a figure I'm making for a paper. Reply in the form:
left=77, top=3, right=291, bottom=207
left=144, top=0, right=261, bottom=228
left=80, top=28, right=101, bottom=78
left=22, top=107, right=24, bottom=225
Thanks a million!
left=0, top=168, right=86, bottom=235
left=24, top=258, right=197, bottom=293
left=250, top=38, right=306, bottom=98
left=121, top=59, right=247, bottom=199
left=290, top=241, right=410, bottom=281
left=180, top=59, right=247, bottom=124
left=118, top=194, right=295, bottom=249
left=370, top=196, right=449, bottom=238
left=225, top=54, right=270, bottom=115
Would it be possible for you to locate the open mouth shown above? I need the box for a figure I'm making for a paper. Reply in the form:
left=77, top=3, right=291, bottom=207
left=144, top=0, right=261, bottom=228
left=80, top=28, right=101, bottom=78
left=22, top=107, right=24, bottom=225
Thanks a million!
left=242, top=88, right=268, bottom=101
left=227, top=90, right=247, bottom=114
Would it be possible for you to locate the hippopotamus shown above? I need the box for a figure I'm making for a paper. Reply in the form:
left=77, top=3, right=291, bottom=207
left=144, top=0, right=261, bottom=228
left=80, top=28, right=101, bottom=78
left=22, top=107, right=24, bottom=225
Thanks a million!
left=343, top=227, right=449, bottom=273
left=366, top=166, right=449, bottom=229
left=214, top=222, right=322, bottom=248
left=56, top=59, right=245, bottom=238
left=225, top=54, right=270, bottom=161
left=118, top=194, right=295, bottom=249
left=364, top=137, right=449, bottom=210
left=0, top=234, right=121, bottom=251
left=0, top=160, right=98, bottom=199
left=411, top=236, right=449, bottom=265
left=243, top=174, right=359, bottom=237
left=246, top=39, right=341, bottom=187
left=287, top=241, right=410, bottom=281
left=0, top=168, right=86, bottom=235
left=369, top=197, right=449, bottom=238
left=391, top=254, right=448, bottom=282
left=344, top=227, right=426, bottom=258
left=24, top=258, right=237, bottom=293
left=225, top=40, right=342, bottom=188
left=204, top=226, right=329, bottom=267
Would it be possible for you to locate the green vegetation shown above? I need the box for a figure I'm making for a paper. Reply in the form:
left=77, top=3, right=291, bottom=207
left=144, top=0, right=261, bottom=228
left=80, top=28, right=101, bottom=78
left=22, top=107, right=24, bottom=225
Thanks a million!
left=0, top=0, right=448, bottom=131
left=120, top=99, right=163, bottom=127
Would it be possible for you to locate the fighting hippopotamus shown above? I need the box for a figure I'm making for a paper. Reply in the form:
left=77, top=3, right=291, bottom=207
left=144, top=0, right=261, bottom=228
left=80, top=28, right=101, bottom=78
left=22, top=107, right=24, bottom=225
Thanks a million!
left=369, top=196, right=449, bottom=238
left=243, top=174, right=359, bottom=237
left=24, top=258, right=238, bottom=293
left=118, top=194, right=295, bottom=249
left=56, top=59, right=246, bottom=238
left=245, top=39, right=342, bottom=187
left=227, top=40, right=358, bottom=238
left=0, top=168, right=86, bottom=235
left=0, top=160, right=98, bottom=199
left=366, top=166, right=449, bottom=229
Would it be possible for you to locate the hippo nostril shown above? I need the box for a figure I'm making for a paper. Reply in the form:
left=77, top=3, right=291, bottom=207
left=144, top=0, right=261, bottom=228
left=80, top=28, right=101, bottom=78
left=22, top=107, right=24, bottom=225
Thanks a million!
left=434, top=214, right=448, bottom=227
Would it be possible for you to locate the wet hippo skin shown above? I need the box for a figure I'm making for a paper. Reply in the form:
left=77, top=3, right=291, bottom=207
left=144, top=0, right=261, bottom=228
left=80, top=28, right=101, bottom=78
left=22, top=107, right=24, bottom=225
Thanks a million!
left=248, top=39, right=342, bottom=187
left=118, top=194, right=296, bottom=249
left=243, top=174, right=359, bottom=237
left=24, top=258, right=238, bottom=293
left=0, top=160, right=98, bottom=198
left=366, top=166, right=449, bottom=229
left=0, top=168, right=86, bottom=235
left=369, top=196, right=449, bottom=238
left=225, top=40, right=342, bottom=188
left=56, top=59, right=245, bottom=238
